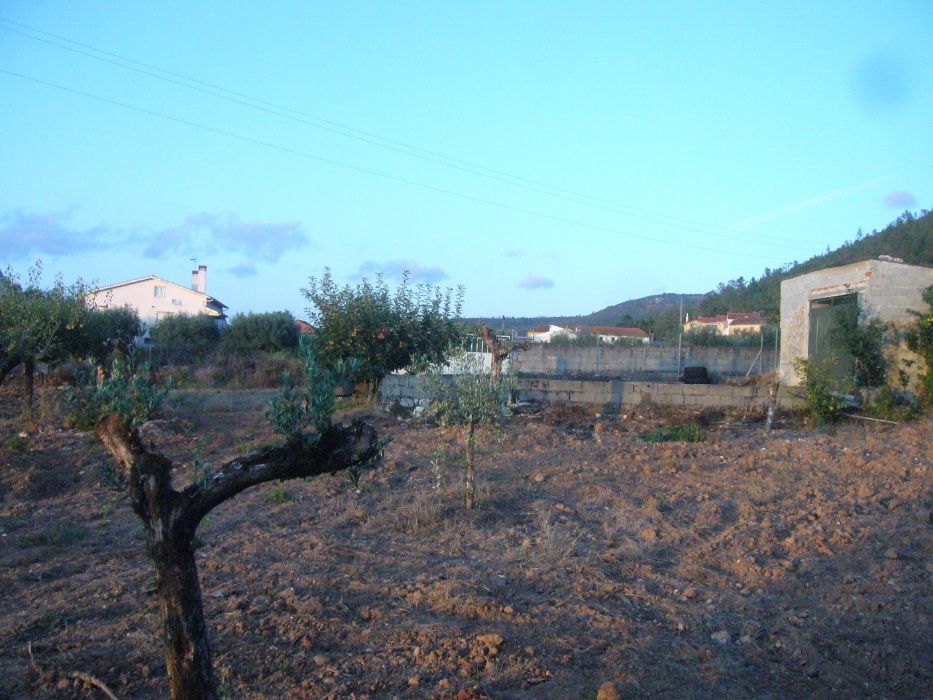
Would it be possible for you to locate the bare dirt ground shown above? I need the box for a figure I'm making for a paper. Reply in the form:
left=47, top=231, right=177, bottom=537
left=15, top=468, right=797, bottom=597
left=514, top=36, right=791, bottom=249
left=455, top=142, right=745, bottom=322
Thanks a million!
left=1, top=384, right=931, bottom=699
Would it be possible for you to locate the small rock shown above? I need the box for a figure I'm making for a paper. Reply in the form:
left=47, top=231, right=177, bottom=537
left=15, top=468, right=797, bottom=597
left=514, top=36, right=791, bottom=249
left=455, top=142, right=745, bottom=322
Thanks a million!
left=408, top=675, right=420, bottom=688
left=532, top=473, right=545, bottom=483
left=884, top=548, right=899, bottom=560
left=683, top=586, right=697, bottom=600
left=711, top=630, right=731, bottom=645
left=596, top=680, right=622, bottom=700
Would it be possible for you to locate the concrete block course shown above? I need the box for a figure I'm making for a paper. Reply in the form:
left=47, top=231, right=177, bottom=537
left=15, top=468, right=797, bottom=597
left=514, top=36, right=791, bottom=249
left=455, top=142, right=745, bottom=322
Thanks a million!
left=380, top=375, right=802, bottom=411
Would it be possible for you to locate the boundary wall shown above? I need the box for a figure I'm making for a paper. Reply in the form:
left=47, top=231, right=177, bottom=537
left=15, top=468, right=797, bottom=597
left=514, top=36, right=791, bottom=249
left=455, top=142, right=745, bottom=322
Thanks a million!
left=512, top=343, right=774, bottom=379
left=380, top=375, right=801, bottom=411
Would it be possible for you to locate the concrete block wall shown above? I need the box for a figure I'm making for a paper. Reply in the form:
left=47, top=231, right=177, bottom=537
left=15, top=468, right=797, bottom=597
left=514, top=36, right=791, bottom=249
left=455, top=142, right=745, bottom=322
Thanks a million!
left=513, top=344, right=774, bottom=379
left=380, top=374, right=801, bottom=411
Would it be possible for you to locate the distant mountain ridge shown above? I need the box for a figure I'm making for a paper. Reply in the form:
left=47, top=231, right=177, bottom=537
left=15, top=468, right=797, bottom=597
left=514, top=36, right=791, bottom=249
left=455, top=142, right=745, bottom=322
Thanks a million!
left=468, top=208, right=932, bottom=334
left=468, top=292, right=705, bottom=332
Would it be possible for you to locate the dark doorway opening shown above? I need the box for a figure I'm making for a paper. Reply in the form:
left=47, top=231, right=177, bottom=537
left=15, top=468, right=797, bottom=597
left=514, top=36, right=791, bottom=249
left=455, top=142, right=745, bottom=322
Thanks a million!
left=808, top=293, right=857, bottom=386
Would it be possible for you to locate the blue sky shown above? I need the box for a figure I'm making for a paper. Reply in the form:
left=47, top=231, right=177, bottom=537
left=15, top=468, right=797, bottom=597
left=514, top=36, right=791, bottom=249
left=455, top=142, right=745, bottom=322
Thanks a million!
left=1, top=1, right=931, bottom=319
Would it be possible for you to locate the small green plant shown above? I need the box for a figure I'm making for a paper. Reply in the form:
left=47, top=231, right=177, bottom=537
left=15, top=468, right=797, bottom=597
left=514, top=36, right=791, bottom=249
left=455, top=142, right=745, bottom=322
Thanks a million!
left=191, top=444, right=213, bottom=489
left=794, top=357, right=846, bottom=424
left=61, top=352, right=170, bottom=430
left=266, top=335, right=360, bottom=441
left=99, top=460, right=128, bottom=492
left=4, top=434, right=30, bottom=453
left=639, top=423, right=705, bottom=443
left=192, top=515, right=213, bottom=550
left=266, top=482, right=294, bottom=504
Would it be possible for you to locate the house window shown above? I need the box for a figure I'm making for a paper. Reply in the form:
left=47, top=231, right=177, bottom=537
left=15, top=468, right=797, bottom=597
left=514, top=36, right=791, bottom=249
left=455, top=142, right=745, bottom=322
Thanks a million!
left=154, top=285, right=166, bottom=298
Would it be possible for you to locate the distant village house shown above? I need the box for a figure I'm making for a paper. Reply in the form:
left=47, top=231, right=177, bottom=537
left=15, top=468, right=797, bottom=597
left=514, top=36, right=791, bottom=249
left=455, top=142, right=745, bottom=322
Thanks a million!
left=527, top=323, right=649, bottom=344
left=683, top=311, right=764, bottom=336
left=87, top=264, right=228, bottom=341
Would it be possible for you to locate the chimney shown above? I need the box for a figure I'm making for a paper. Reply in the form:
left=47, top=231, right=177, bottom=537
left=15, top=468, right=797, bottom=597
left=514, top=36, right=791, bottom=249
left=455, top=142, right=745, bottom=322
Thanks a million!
left=191, top=265, right=207, bottom=293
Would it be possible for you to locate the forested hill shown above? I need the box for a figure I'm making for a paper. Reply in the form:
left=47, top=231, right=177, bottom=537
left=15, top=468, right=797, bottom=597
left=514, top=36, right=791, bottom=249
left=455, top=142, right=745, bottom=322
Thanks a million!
left=468, top=292, right=704, bottom=333
left=469, top=209, right=931, bottom=334
left=695, top=209, right=933, bottom=321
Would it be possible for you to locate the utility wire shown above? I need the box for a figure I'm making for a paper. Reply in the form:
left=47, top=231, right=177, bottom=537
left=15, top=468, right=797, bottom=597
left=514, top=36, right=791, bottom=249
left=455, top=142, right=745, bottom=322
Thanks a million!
left=0, top=16, right=786, bottom=249
left=0, top=66, right=762, bottom=258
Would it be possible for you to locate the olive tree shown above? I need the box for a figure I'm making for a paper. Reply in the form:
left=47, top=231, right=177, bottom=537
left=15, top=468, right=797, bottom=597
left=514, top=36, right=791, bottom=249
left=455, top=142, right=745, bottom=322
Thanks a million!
left=222, top=310, right=300, bottom=355
left=0, top=261, right=88, bottom=409
left=93, top=337, right=382, bottom=699
left=301, top=269, right=463, bottom=395
left=425, top=354, right=514, bottom=508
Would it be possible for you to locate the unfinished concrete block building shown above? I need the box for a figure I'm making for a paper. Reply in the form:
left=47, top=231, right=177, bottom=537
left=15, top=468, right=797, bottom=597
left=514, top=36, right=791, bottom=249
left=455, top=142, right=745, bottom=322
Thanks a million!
left=779, top=258, right=933, bottom=387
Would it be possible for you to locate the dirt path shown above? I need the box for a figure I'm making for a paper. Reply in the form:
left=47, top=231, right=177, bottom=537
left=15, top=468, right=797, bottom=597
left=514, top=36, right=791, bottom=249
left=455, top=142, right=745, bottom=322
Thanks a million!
left=1, top=391, right=930, bottom=698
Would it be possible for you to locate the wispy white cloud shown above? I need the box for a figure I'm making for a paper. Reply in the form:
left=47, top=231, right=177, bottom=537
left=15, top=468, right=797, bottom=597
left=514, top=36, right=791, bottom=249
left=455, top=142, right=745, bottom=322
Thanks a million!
left=504, top=248, right=523, bottom=258
left=0, top=209, right=111, bottom=258
left=143, top=213, right=309, bottom=262
left=730, top=177, right=888, bottom=230
left=357, top=259, right=448, bottom=284
left=518, top=274, right=554, bottom=289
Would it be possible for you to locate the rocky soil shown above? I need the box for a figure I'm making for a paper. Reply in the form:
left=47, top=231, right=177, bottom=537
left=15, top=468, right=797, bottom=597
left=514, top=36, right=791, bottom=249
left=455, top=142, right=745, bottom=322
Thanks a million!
left=0, top=387, right=930, bottom=698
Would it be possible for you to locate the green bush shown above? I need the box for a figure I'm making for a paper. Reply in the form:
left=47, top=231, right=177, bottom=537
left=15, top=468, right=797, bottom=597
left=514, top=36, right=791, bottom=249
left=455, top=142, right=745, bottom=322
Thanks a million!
left=905, top=285, right=933, bottom=408
left=793, top=357, right=846, bottom=424
left=149, top=314, right=222, bottom=363
left=222, top=311, right=299, bottom=355
left=301, top=269, right=463, bottom=390
left=829, top=302, right=888, bottom=388
left=67, top=307, right=142, bottom=363
left=62, top=352, right=169, bottom=429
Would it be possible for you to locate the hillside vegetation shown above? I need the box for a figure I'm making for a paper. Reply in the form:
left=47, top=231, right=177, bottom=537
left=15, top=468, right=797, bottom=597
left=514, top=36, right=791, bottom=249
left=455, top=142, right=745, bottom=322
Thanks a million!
left=473, top=209, right=932, bottom=336
left=695, top=209, right=933, bottom=321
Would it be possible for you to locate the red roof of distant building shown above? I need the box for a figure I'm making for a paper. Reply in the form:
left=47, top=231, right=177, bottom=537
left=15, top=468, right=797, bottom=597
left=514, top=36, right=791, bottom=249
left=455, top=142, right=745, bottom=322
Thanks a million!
left=688, top=315, right=727, bottom=324
left=294, top=319, right=314, bottom=334
left=727, top=311, right=764, bottom=324
left=528, top=323, right=552, bottom=333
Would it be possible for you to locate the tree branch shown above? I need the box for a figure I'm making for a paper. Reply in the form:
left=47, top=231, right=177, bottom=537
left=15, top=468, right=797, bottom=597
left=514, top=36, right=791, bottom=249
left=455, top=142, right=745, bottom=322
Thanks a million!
left=95, top=414, right=144, bottom=477
left=178, top=418, right=379, bottom=534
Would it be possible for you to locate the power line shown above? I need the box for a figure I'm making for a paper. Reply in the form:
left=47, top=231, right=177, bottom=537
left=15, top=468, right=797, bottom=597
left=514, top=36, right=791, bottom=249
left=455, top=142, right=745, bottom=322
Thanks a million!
left=0, top=66, right=762, bottom=258
left=0, top=16, right=791, bottom=250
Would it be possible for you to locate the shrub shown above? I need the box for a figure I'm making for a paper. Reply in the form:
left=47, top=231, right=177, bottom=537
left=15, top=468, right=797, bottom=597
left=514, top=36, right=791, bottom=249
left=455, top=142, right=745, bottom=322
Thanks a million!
left=67, top=307, right=142, bottom=363
left=222, top=311, right=299, bottom=355
left=302, top=269, right=463, bottom=391
left=829, top=302, right=888, bottom=388
left=905, top=285, right=933, bottom=408
left=62, top=352, right=169, bottom=430
left=793, top=357, right=846, bottom=424
left=149, top=314, right=222, bottom=363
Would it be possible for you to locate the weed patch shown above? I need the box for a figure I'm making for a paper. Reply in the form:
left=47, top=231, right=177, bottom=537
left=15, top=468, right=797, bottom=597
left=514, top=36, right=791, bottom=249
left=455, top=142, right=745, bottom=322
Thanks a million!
left=639, top=423, right=704, bottom=442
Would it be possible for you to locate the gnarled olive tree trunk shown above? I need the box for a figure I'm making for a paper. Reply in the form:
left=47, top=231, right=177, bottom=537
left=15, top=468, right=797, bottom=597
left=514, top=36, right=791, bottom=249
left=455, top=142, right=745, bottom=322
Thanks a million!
left=479, top=325, right=511, bottom=380
left=96, top=414, right=380, bottom=699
